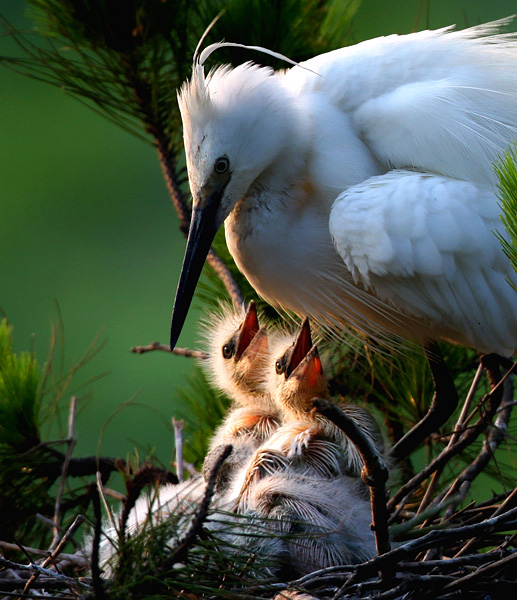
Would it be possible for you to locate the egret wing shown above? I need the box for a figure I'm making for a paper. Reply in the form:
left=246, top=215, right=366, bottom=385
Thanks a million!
left=329, top=171, right=517, bottom=354
left=284, top=19, right=517, bottom=184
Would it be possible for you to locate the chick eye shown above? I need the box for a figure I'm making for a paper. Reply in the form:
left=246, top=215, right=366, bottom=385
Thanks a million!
left=275, top=360, right=285, bottom=375
left=214, top=156, right=230, bottom=174
left=222, top=344, right=234, bottom=359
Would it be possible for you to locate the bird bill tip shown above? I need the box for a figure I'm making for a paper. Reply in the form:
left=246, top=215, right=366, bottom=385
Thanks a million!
left=235, top=301, right=261, bottom=360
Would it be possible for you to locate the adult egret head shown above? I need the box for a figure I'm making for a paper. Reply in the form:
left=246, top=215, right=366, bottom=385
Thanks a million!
left=171, top=44, right=298, bottom=348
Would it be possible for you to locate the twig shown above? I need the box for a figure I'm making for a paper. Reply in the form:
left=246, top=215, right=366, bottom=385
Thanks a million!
left=337, top=507, right=517, bottom=592
left=118, top=464, right=179, bottom=544
left=438, top=551, right=517, bottom=595
left=90, top=484, right=105, bottom=600
left=14, top=516, right=87, bottom=600
left=313, top=398, right=391, bottom=556
left=387, top=373, right=513, bottom=513
left=417, top=363, right=484, bottom=514
left=0, top=542, right=88, bottom=570
left=436, top=372, right=514, bottom=519
left=173, top=417, right=185, bottom=482
left=183, top=461, right=200, bottom=477
left=49, top=397, right=77, bottom=553
left=131, top=342, right=209, bottom=359
left=96, top=472, right=116, bottom=533
left=206, top=249, right=245, bottom=308
left=163, top=444, right=233, bottom=569
left=454, top=488, right=517, bottom=557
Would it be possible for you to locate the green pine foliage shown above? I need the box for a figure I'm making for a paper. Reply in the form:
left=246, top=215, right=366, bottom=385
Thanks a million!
left=497, top=143, right=517, bottom=286
left=0, top=318, right=41, bottom=450
left=0, top=317, right=105, bottom=544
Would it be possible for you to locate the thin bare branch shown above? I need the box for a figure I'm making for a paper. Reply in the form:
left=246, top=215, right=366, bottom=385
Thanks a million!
left=49, top=397, right=77, bottom=552
left=173, top=417, right=185, bottom=482
left=130, top=341, right=209, bottom=359
left=439, top=374, right=514, bottom=519
left=206, top=248, right=246, bottom=308
left=313, top=398, right=391, bottom=557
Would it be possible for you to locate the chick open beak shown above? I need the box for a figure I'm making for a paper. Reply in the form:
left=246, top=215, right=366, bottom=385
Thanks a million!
left=286, top=317, right=313, bottom=378
left=290, top=344, right=324, bottom=389
left=235, top=300, right=260, bottom=361
left=169, top=182, right=228, bottom=350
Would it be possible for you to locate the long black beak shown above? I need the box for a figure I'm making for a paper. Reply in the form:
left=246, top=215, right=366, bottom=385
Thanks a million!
left=170, top=192, right=225, bottom=349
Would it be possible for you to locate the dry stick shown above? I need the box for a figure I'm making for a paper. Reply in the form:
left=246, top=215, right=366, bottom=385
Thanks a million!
left=336, top=508, right=517, bottom=594
left=0, top=542, right=88, bottom=570
left=439, top=372, right=514, bottom=520
left=49, top=397, right=77, bottom=552
left=455, top=487, right=517, bottom=558
left=0, top=556, right=92, bottom=591
left=387, top=362, right=517, bottom=513
left=173, top=417, right=185, bottom=482
left=17, top=516, right=86, bottom=600
left=438, top=551, right=517, bottom=595
left=417, top=363, right=484, bottom=514
left=90, top=484, right=105, bottom=600
left=162, top=444, right=233, bottom=569
left=294, top=550, right=517, bottom=597
left=96, top=471, right=117, bottom=532
left=130, top=342, right=209, bottom=359
left=312, top=398, right=391, bottom=556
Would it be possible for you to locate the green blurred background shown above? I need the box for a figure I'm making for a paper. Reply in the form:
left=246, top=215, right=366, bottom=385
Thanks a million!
left=1, top=0, right=515, bottom=465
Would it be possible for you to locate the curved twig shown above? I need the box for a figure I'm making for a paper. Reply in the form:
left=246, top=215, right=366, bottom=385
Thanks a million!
left=313, top=398, right=391, bottom=556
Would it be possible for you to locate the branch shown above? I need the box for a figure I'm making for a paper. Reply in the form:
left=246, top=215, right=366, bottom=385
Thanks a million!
left=387, top=370, right=514, bottom=513
left=337, top=508, right=517, bottom=594
left=313, top=398, right=391, bottom=556
left=173, top=417, right=185, bottom=482
left=12, top=516, right=88, bottom=599
left=206, top=249, right=246, bottom=308
left=417, top=363, right=484, bottom=514
left=440, top=374, right=514, bottom=519
left=49, top=397, right=77, bottom=552
left=390, top=342, right=458, bottom=462
left=130, top=342, right=209, bottom=359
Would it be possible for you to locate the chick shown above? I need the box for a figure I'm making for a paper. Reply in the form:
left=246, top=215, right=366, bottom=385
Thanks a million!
left=236, top=318, right=385, bottom=493
left=228, top=471, right=376, bottom=576
left=201, top=301, right=281, bottom=490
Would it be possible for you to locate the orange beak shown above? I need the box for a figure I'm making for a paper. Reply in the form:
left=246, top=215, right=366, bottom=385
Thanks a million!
left=286, top=317, right=312, bottom=378
left=235, top=300, right=260, bottom=361
left=291, top=344, right=324, bottom=389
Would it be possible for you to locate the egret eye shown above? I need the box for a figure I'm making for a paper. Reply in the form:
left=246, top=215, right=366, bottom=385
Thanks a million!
left=222, top=343, right=234, bottom=359
left=214, top=156, right=230, bottom=174
left=275, top=360, right=284, bottom=375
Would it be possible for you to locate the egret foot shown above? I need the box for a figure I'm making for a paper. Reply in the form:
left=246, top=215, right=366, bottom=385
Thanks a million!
left=390, top=342, right=459, bottom=462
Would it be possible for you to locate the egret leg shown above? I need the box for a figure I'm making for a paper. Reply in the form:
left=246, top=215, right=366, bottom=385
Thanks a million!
left=390, top=342, right=458, bottom=462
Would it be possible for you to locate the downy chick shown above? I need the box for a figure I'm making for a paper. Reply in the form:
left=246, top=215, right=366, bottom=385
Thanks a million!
left=236, top=319, right=386, bottom=496
left=201, top=301, right=281, bottom=490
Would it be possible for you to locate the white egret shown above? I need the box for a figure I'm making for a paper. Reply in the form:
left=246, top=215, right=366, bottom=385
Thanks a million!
left=171, top=20, right=517, bottom=459
left=201, top=301, right=280, bottom=489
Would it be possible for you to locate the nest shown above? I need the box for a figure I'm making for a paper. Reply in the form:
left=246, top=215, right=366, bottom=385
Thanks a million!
left=1, top=360, right=516, bottom=600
